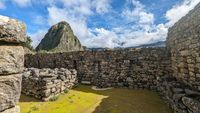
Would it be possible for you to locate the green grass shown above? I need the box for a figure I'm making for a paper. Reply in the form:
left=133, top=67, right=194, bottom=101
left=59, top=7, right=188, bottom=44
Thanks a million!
left=19, top=85, right=172, bottom=113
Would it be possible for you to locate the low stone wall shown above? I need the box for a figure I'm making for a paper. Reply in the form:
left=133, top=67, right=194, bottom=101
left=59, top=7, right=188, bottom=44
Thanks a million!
left=0, top=15, right=26, bottom=113
left=25, top=48, right=171, bottom=88
left=22, top=68, right=78, bottom=101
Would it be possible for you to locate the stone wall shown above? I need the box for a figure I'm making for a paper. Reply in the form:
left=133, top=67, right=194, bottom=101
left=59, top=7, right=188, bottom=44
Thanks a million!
left=22, top=68, right=77, bottom=101
left=166, top=3, right=200, bottom=91
left=165, top=3, right=200, bottom=113
left=25, top=48, right=200, bottom=113
left=25, top=48, right=171, bottom=88
left=0, top=15, right=26, bottom=113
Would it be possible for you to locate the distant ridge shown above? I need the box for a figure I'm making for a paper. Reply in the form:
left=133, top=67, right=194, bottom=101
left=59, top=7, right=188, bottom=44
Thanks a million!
left=86, top=41, right=166, bottom=51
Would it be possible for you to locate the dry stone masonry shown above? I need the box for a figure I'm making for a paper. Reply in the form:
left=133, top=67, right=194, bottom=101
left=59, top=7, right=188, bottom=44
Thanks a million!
left=25, top=48, right=171, bottom=89
left=22, top=68, right=77, bottom=101
left=165, top=3, right=200, bottom=113
left=167, top=3, right=200, bottom=91
left=0, top=15, right=26, bottom=113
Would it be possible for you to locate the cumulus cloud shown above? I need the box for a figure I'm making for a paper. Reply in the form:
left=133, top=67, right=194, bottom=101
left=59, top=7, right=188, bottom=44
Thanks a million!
left=85, top=28, right=119, bottom=48
left=165, top=0, right=200, bottom=27
left=30, top=0, right=200, bottom=48
left=29, top=29, right=47, bottom=48
left=12, top=0, right=31, bottom=7
left=47, top=6, right=90, bottom=44
left=122, top=0, right=154, bottom=25
left=92, top=0, right=112, bottom=14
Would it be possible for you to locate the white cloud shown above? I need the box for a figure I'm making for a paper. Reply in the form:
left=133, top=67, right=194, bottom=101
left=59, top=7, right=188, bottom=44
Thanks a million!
left=122, top=0, right=154, bottom=25
left=12, top=0, right=31, bottom=7
left=31, top=0, right=200, bottom=48
left=29, top=29, right=47, bottom=48
left=85, top=28, right=119, bottom=48
left=33, top=15, right=46, bottom=25
left=92, top=0, right=111, bottom=14
left=165, top=0, right=200, bottom=27
left=47, top=6, right=90, bottom=43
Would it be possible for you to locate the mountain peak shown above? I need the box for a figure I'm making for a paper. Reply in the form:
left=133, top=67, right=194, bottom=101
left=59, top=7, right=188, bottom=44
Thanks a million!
left=36, top=21, right=84, bottom=53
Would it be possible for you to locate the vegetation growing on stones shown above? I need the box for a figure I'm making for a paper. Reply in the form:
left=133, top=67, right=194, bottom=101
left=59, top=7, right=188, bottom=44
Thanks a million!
left=23, top=36, right=34, bottom=51
left=50, top=95, right=59, bottom=102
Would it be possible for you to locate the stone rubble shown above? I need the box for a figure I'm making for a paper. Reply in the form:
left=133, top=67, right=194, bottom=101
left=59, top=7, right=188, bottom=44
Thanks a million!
left=22, top=68, right=78, bottom=101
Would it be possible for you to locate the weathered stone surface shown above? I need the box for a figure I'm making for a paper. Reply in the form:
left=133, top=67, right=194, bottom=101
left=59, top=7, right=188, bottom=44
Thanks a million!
left=182, top=97, right=200, bottom=113
left=0, top=46, right=24, bottom=75
left=1, top=106, right=20, bottom=113
left=22, top=68, right=77, bottom=101
left=36, top=21, right=84, bottom=53
left=0, top=74, right=22, bottom=112
left=0, top=15, right=26, bottom=43
left=25, top=48, right=171, bottom=88
left=166, top=2, right=200, bottom=90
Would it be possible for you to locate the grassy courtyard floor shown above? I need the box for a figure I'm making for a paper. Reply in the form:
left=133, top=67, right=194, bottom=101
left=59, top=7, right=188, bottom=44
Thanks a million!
left=19, top=85, right=172, bottom=113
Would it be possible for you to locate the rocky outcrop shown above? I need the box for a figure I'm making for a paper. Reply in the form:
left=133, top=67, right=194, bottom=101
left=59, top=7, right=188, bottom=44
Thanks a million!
left=22, top=68, right=77, bottom=101
left=36, top=21, right=84, bottom=53
left=0, top=15, right=26, bottom=113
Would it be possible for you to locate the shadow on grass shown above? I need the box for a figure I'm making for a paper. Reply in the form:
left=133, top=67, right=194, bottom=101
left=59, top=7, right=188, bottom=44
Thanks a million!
left=19, top=94, right=42, bottom=102
left=74, top=85, right=172, bottom=113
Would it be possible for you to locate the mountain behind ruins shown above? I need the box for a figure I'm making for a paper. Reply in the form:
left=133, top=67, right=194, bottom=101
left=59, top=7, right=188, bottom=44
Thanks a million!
left=36, top=21, right=84, bottom=53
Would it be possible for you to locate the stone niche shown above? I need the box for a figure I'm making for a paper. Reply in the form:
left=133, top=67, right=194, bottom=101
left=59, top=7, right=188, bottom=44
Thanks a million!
left=0, top=15, right=26, bottom=113
left=22, top=68, right=78, bottom=101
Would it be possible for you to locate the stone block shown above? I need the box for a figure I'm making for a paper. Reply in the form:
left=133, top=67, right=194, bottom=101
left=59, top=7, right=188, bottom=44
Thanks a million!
left=180, top=50, right=190, bottom=56
left=1, top=106, right=20, bottom=113
left=0, top=74, right=22, bottom=112
left=0, top=15, right=26, bottom=43
left=0, top=46, right=24, bottom=75
left=182, top=97, right=200, bottom=113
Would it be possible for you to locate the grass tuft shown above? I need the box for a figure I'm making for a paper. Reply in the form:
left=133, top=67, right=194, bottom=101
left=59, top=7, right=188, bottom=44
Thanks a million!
left=49, top=95, right=59, bottom=101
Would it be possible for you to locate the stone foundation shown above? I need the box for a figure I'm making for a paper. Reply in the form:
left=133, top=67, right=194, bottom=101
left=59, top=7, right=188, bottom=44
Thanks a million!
left=22, top=68, right=78, bottom=101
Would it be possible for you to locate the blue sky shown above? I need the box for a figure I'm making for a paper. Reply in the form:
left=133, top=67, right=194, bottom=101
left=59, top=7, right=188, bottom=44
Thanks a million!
left=0, top=0, right=199, bottom=48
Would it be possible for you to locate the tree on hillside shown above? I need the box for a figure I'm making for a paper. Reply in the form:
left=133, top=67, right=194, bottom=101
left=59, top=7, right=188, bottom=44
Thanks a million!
left=24, top=36, right=35, bottom=51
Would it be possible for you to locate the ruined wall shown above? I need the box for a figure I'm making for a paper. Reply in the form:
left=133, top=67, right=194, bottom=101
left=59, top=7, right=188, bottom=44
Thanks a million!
left=22, top=68, right=77, bottom=101
left=0, top=15, right=26, bottom=113
left=25, top=48, right=171, bottom=89
left=166, top=3, right=200, bottom=91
